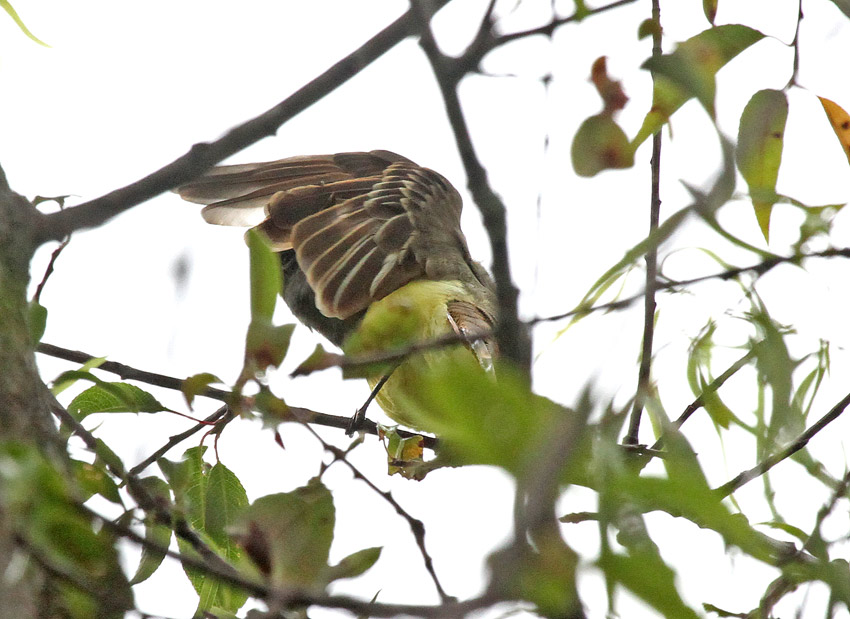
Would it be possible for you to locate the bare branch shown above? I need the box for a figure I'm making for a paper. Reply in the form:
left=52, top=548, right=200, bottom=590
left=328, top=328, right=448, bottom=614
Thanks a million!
left=716, top=389, right=850, bottom=498
left=128, top=405, right=230, bottom=476
left=411, top=0, right=531, bottom=371
left=34, top=3, right=449, bottom=245
left=305, top=424, right=452, bottom=601
left=533, top=247, right=850, bottom=325
left=650, top=349, right=756, bottom=451
left=38, top=341, right=438, bottom=450
left=38, top=341, right=231, bottom=399
left=86, top=501, right=499, bottom=618
left=625, top=0, right=663, bottom=446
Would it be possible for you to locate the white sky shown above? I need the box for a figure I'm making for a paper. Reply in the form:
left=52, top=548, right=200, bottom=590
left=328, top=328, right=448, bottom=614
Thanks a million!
left=3, top=0, right=850, bottom=617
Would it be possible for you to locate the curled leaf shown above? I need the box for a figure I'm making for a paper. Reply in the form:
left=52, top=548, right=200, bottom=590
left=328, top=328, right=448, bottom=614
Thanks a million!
left=590, top=57, right=628, bottom=115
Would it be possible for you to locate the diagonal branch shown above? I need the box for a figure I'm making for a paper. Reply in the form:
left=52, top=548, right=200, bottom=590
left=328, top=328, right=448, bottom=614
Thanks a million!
left=304, top=423, right=451, bottom=601
left=715, top=389, right=850, bottom=498
left=411, top=1, right=530, bottom=371
left=650, top=349, right=756, bottom=451
left=35, top=2, right=449, bottom=245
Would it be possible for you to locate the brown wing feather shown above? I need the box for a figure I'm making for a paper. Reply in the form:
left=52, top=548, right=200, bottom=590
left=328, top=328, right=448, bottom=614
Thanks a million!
left=176, top=150, right=485, bottom=321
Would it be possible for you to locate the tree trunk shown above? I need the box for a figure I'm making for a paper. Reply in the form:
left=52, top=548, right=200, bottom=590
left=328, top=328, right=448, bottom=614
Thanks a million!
left=0, top=167, right=64, bottom=618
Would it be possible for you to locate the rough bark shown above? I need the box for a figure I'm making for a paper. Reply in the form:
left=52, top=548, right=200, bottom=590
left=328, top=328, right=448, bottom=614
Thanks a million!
left=0, top=167, right=63, bottom=618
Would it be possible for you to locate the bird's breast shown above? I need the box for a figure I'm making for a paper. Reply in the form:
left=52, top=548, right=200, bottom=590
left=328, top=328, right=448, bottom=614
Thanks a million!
left=342, top=279, right=488, bottom=429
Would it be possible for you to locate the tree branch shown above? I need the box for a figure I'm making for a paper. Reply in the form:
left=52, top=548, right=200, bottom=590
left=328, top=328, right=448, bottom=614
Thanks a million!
left=412, top=0, right=531, bottom=371
left=47, top=397, right=238, bottom=578
left=38, top=341, right=439, bottom=450
left=625, top=0, right=663, bottom=446
left=35, top=3, right=449, bottom=245
left=86, top=501, right=499, bottom=618
left=715, top=389, right=850, bottom=498
left=306, top=425, right=451, bottom=601
left=650, top=349, right=756, bottom=451
left=533, top=247, right=850, bottom=325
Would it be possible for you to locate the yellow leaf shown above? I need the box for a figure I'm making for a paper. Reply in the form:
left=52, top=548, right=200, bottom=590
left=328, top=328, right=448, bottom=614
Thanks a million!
left=819, top=96, right=850, bottom=167
left=736, top=89, right=788, bottom=242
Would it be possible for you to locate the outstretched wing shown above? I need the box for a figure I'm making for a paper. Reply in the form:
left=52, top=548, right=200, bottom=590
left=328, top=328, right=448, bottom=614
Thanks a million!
left=177, top=150, right=476, bottom=320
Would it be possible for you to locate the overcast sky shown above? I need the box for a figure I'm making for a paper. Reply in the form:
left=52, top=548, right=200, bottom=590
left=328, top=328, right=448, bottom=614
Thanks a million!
left=3, top=1, right=850, bottom=617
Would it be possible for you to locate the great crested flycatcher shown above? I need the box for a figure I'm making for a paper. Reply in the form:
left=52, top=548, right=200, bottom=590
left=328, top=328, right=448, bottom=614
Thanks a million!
left=177, top=150, right=497, bottom=429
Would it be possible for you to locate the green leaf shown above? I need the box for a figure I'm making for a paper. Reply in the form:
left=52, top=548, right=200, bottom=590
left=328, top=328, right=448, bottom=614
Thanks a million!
left=130, top=477, right=173, bottom=585
left=93, top=439, right=126, bottom=477
left=0, top=0, right=48, bottom=46
left=703, top=0, right=718, bottom=24
left=181, top=372, right=223, bottom=408
left=27, top=300, right=47, bottom=344
left=751, top=308, right=801, bottom=448
left=170, top=446, right=209, bottom=528
left=792, top=201, right=845, bottom=253
left=66, top=378, right=172, bottom=420
left=599, top=549, right=700, bottom=619
left=194, top=463, right=250, bottom=615
left=162, top=448, right=249, bottom=616
left=685, top=322, right=739, bottom=429
left=50, top=357, right=107, bottom=396
left=634, top=25, right=765, bottom=147
left=290, top=343, right=345, bottom=377
left=236, top=478, right=335, bottom=587
left=614, top=429, right=779, bottom=564
left=559, top=207, right=690, bottom=337
left=247, top=228, right=282, bottom=322
left=325, top=547, right=382, bottom=582
left=489, top=528, right=582, bottom=618
left=396, top=356, right=586, bottom=478
left=0, top=442, right=133, bottom=616
left=571, top=113, right=634, bottom=177
left=736, top=89, right=788, bottom=242
left=245, top=321, right=296, bottom=372
left=205, top=462, right=249, bottom=554
left=72, top=459, right=122, bottom=504
left=637, top=18, right=660, bottom=40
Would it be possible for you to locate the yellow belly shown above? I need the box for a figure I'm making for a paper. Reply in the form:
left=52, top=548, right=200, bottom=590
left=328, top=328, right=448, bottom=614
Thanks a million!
left=342, top=279, right=480, bottom=430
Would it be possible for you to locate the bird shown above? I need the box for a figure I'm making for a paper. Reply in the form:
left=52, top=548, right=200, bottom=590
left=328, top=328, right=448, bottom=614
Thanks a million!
left=176, top=150, right=497, bottom=431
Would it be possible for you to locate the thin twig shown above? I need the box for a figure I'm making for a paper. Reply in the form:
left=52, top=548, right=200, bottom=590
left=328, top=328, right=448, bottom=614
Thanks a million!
left=241, top=248, right=850, bottom=378
left=412, top=0, right=530, bottom=371
left=302, top=422, right=452, bottom=602
left=47, top=397, right=238, bottom=576
left=35, top=2, right=450, bottom=245
left=625, top=0, right=663, bottom=446
left=650, top=349, right=756, bottom=451
left=86, top=493, right=488, bottom=617
left=38, top=342, right=231, bottom=399
left=57, top=388, right=454, bottom=610
left=128, top=405, right=230, bottom=476
left=755, top=469, right=850, bottom=615
left=534, top=247, right=850, bottom=325
left=785, top=0, right=804, bottom=89
left=716, top=390, right=850, bottom=498
left=37, top=341, right=438, bottom=450
left=491, top=0, right=638, bottom=49
left=33, top=236, right=70, bottom=304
